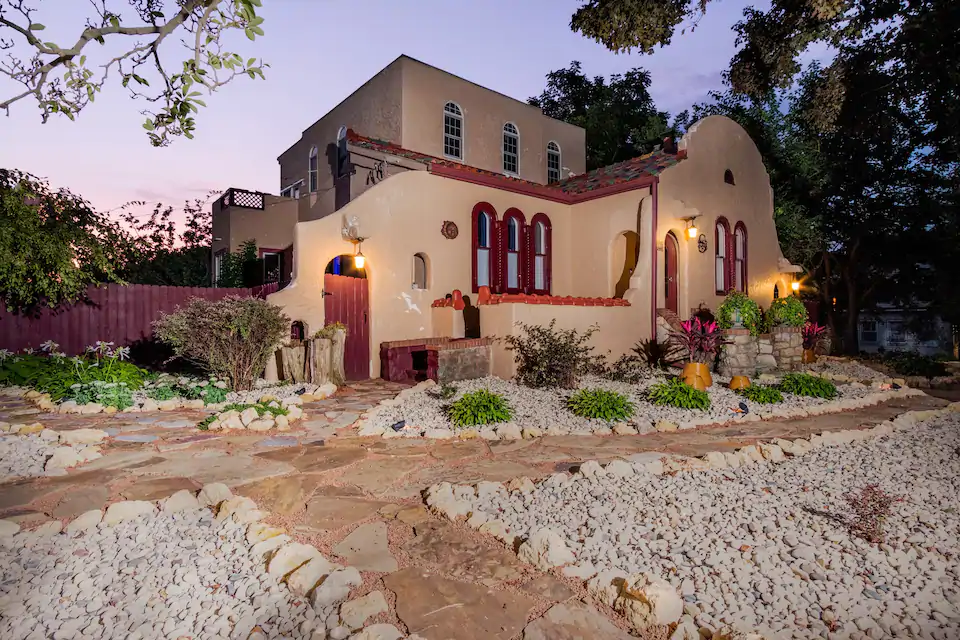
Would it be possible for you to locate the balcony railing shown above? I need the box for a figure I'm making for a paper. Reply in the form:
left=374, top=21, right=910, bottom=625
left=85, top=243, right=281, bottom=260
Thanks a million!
left=218, top=188, right=266, bottom=210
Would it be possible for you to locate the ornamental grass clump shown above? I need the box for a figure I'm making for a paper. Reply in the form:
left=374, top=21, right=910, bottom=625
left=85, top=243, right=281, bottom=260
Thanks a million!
left=567, top=388, right=635, bottom=421
left=447, top=389, right=513, bottom=427
left=154, top=296, right=289, bottom=391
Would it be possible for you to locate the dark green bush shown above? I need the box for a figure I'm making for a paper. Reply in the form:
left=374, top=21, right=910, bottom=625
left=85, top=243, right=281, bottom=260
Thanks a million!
left=447, top=390, right=513, bottom=427
left=647, top=377, right=711, bottom=410
left=567, top=388, right=635, bottom=421
left=736, top=385, right=784, bottom=404
left=147, top=384, right=177, bottom=401
left=502, top=320, right=600, bottom=389
left=778, top=373, right=837, bottom=399
left=882, top=352, right=947, bottom=378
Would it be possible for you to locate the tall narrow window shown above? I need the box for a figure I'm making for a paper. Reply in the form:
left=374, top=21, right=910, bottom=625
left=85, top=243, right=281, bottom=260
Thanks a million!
left=443, top=102, right=463, bottom=160
left=715, top=217, right=731, bottom=294
left=308, top=145, right=318, bottom=192
left=734, top=222, right=747, bottom=293
left=503, top=209, right=525, bottom=293
left=336, top=126, right=348, bottom=177
left=472, top=203, right=497, bottom=292
left=546, top=141, right=561, bottom=184
left=503, top=123, right=519, bottom=175
left=413, top=253, right=428, bottom=289
left=531, top=213, right=552, bottom=294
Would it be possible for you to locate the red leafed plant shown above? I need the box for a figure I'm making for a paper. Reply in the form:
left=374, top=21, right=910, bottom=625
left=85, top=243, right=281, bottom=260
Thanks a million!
left=802, top=322, right=827, bottom=350
left=843, top=484, right=904, bottom=543
left=669, top=317, right=727, bottom=364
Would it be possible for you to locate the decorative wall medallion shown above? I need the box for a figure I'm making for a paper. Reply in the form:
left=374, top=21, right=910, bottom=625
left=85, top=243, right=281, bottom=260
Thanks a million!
left=697, top=234, right=708, bottom=253
left=441, top=221, right=459, bottom=239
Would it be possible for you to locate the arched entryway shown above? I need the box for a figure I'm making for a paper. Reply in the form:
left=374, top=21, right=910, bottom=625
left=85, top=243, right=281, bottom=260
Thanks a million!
left=324, top=255, right=369, bottom=380
left=664, top=232, right=679, bottom=314
left=613, top=231, right=641, bottom=299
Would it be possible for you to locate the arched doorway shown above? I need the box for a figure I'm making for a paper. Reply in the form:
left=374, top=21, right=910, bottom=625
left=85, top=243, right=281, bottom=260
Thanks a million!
left=324, top=254, right=369, bottom=380
left=613, top=231, right=641, bottom=299
left=664, top=232, right=679, bottom=314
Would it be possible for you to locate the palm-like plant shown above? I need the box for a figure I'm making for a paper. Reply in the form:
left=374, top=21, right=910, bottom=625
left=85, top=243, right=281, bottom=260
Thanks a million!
left=669, top=317, right=727, bottom=364
left=802, top=322, right=826, bottom=350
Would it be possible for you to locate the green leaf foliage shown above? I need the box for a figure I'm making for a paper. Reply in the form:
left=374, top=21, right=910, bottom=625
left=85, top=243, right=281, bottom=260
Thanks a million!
left=567, top=388, right=635, bottom=421
left=880, top=352, right=947, bottom=378
left=446, top=390, right=513, bottom=427
left=716, top=292, right=762, bottom=335
left=647, top=377, right=710, bottom=410
left=736, top=384, right=784, bottom=404
left=67, top=380, right=134, bottom=410
left=766, top=296, right=808, bottom=328
left=503, top=320, right=601, bottom=389
left=0, top=350, right=146, bottom=401
left=778, top=373, right=837, bottom=399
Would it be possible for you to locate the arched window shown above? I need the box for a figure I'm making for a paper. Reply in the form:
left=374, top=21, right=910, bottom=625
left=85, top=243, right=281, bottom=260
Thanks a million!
left=724, top=169, right=735, bottom=185
left=715, top=217, right=732, bottom=294
left=336, top=126, right=348, bottom=177
left=443, top=102, right=463, bottom=160
left=734, top=222, right=747, bottom=293
left=531, top=213, right=552, bottom=294
left=502, top=123, right=519, bottom=175
left=413, top=253, right=428, bottom=289
left=308, top=145, right=318, bottom=192
left=472, top=202, right=498, bottom=293
left=547, top=141, right=561, bottom=184
left=503, top=209, right=526, bottom=293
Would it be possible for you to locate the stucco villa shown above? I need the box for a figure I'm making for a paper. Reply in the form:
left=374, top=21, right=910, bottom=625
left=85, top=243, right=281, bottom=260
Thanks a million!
left=212, top=55, right=801, bottom=382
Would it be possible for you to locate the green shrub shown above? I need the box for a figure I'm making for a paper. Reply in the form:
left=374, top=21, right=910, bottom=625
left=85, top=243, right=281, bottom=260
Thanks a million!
left=200, top=384, right=228, bottom=405
left=766, top=296, right=808, bottom=328
left=446, top=390, right=513, bottom=427
left=66, top=381, right=134, bottom=410
left=778, top=372, right=837, bottom=399
left=647, top=377, right=711, bottom=410
left=736, top=385, right=784, bottom=404
left=882, top=352, right=947, bottom=378
left=147, top=384, right=177, bottom=401
left=602, top=354, right=646, bottom=384
left=502, top=320, right=600, bottom=389
left=717, top=292, right=762, bottom=335
left=567, top=388, right=635, bottom=421
left=154, top=296, right=290, bottom=391
left=0, top=345, right=146, bottom=400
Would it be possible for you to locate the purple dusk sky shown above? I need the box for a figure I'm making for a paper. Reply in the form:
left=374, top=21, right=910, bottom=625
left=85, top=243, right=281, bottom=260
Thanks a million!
left=0, top=0, right=785, bottom=217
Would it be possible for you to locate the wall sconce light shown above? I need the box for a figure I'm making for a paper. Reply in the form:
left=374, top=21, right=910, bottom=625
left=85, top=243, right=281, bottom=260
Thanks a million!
left=791, top=280, right=800, bottom=293
left=681, top=215, right=701, bottom=240
left=349, top=236, right=367, bottom=269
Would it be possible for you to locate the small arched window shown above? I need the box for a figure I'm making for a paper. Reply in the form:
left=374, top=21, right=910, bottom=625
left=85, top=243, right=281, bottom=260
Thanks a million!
left=724, top=169, right=735, bottom=185
left=546, top=141, right=561, bottom=184
left=413, top=253, right=428, bottom=290
left=715, top=217, right=732, bottom=294
left=290, top=321, right=306, bottom=341
left=443, top=102, right=463, bottom=160
left=336, top=126, right=348, bottom=177
left=531, top=213, right=552, bottom=294
left=503, top=208, right=526, bottom=293
left=502, top=123, right=519, bottom=175
left=308, top=145, right=319, bottom=192
left=734, top=223, right=747, bottom=293
left=472, top=202, right=498, bottom=292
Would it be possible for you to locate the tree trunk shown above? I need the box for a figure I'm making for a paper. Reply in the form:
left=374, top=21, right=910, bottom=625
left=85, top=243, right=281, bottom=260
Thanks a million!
left=843, top=274, right=860, bottom=355
left=280, top=345, right=305, bottom=383
left=331, top=330, right=346, bottom=385
left=316, top=338, right=332, bottom=384
left=820, top=250, right=838, bottom=352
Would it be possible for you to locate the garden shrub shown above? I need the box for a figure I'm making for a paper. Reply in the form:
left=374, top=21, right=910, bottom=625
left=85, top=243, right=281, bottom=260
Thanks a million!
left=146, top=384, right=177, bottom=401
left=154, top=296, right=289, bottom=391
left=766, top=296, right=808, bottom=328
left=502, top=320, right=600, bottom=389
left=716, top=291, right=762, bottom=335
left=446, top=390, right=513, bottom=427
left=0, top=342, right=146, bottom=400
left=66, top=381, right=135, bottom=410
left=602, top=354, right=647, bottom=384
left=736, top=385, right=784, bottom=404
left=567, top=388, right=635, bottom=421
left=778, top=372, right=837, bottom=399
left=647, top=377, right=711, bottom=410
left=881, top=351, right=947, bottom=378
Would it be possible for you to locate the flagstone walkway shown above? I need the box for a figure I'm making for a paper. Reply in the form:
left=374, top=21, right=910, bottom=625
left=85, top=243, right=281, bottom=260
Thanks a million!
left=0, top=381, right=949, bottom=639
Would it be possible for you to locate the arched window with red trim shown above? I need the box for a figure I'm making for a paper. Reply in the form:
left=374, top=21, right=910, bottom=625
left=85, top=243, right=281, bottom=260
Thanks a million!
left=530, top=213, right=552, bottom=295
left=734, top=222, right=747, bottom=293
left=715, top=217, right=732, bottom=294
left=502, top=208, right=526, bottom=293
left=472, top=202, right=498, bottom=293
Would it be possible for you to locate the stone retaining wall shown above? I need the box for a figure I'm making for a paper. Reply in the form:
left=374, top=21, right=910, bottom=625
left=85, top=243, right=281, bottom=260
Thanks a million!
left=719, top=326, right=804, bottom=376
left=773, top=327, right=803, bottom=371
left=434, top=343, right=492, bottom=384
left=718, top=329, right=756, bottom=377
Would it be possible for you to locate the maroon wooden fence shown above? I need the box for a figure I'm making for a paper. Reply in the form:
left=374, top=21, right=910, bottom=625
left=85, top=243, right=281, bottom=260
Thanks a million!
left=0, top=284, right=272, bottom=355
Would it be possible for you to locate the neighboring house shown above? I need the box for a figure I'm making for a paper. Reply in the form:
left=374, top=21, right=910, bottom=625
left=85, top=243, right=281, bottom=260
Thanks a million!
left=215, top=55, right=802, bottom=380
left=858, top=304, right=953, bottom=356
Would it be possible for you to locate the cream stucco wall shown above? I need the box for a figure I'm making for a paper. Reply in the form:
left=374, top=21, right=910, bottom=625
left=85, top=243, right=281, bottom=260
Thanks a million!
left=211, top=195, right=298, bottom=261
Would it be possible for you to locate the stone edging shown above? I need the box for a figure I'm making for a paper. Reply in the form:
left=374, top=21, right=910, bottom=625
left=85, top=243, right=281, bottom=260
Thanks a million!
left=0, top=485, right=409, bottom=640
left=355, top=380, right=928, bottom=440
left=421, top=399, right=960, bottom=638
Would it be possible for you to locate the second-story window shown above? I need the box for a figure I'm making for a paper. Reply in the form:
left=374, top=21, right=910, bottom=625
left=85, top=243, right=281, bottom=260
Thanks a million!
left=308, top=145, right=318, bottom=192
left=443, top=102, right=463, bottom=160
left=503, top=123, right=519, bottom=175
left=547, top=141, right=561, bottom=184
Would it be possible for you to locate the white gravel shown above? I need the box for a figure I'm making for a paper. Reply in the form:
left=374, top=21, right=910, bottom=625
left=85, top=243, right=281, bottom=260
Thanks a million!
left=0, top=433, right=65, bottom=481
left=805, top=359, right=889, bottom=382
left=0, top=511, right=318, bottom=640
left=366, top=373, right=880, bottom=435
left=473, top=412, right=960, bottom=639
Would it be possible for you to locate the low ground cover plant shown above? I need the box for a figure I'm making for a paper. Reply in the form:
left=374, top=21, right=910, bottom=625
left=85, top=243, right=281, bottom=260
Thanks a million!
left=647, top=377, right=711, bottom=410
left=736, top=385, right=784, bottom=404
left=503, top=320, right=600, bottom=389
left=446, top=389, right=513, bottom=427
left=842, top=484, right=903, bottom=543
left=67, top=380, right=135, bottom=410
left=567, top=388, right=635, bottom=421
left=778, top=372, right=837, bottom=399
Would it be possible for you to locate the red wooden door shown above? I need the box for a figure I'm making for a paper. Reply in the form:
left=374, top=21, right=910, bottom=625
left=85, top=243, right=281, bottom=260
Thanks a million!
left=323, top=273, right=370, bottom=380
left=664, top=232, right=679, bottom=314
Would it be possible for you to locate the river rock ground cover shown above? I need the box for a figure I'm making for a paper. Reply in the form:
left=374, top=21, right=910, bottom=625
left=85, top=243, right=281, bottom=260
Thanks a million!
left=471, top=411, right=960, bottom=639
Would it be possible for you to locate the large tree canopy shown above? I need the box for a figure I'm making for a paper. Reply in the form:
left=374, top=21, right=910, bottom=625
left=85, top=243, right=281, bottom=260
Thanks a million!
left=0, top=0, right=267, bottom=146
left=528, top=61, right=673, bottom=171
